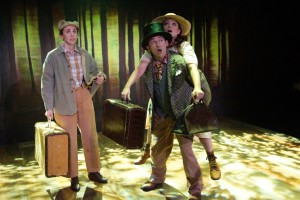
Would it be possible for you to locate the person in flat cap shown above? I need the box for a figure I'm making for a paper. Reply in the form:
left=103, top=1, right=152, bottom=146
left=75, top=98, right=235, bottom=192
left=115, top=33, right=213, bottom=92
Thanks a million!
left=122, top=13, right=221, bottom=184
left=129, top=21, right=203, bottom=198
left=41, top=20, right=108, bottom=192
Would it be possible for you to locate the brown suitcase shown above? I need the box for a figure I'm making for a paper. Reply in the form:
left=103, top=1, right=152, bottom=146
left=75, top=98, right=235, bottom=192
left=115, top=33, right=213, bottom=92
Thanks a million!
left=35, top=121, right=69, bottom=177
left=102, top=99, right=146, bottom=149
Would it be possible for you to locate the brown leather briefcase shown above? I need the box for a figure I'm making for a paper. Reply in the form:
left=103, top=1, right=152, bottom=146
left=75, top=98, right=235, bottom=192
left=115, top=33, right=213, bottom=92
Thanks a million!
left=35, top=121, right=69, bottom=177
left=102, top=99, right=146, bottom=149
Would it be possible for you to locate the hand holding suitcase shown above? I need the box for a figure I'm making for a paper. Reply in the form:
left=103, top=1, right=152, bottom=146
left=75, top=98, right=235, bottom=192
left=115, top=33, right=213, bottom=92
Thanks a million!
left=35, top=121, right=70, bottom=177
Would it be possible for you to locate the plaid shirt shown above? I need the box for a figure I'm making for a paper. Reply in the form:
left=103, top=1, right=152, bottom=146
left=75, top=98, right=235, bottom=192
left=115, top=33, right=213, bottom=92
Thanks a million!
left=63, top=45, right=83, bottom=88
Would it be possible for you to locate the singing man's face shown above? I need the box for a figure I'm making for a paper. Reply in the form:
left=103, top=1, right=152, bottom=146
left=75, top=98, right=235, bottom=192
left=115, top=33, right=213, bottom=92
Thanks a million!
left=147, top=36, right=169, bottom=61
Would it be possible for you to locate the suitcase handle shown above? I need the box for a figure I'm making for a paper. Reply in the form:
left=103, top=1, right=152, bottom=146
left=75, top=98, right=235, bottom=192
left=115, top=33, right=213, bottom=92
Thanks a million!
left=121, top=98, right=129, bottom=104
left=48, top=118, right=52, bottom=128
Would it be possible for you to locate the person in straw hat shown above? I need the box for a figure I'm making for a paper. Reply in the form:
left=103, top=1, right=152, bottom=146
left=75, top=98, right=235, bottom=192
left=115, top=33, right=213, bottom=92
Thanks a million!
left=137, top=21, right=203, bottom=199
left=41, top=20, right=108, bottom=192
left=121, top=13, right=221, bottom=181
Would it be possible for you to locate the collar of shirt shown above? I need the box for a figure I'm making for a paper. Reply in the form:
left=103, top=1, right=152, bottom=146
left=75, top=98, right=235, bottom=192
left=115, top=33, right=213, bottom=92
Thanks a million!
left=153, top=54, right=168, bottom=66
left=61, top=43, right=79, bottom=54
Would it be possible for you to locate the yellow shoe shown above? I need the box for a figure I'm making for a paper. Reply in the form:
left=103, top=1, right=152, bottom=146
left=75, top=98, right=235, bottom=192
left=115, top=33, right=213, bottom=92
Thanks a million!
left=207, top=151, right=221, bottom=180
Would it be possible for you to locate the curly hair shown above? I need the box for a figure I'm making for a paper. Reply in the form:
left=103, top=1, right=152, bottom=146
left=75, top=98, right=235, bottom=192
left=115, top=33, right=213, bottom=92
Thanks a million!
left=174, top=34, right=188, bottom=48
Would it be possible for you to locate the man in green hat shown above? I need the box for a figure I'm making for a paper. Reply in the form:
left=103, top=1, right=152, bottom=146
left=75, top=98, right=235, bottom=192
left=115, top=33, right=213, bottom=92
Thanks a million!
left=136, top=22, right=203, bottom=199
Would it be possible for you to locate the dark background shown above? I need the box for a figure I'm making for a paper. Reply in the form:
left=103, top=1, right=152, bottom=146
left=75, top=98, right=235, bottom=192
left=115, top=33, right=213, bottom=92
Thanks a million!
left=214, top=1, right=299, bottom=137
left=0, top=0, right=299, bottom=145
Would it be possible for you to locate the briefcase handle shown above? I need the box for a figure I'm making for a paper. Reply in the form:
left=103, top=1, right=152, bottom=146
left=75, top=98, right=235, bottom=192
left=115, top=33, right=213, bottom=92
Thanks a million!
left=120, top=98, right=129, bottom=104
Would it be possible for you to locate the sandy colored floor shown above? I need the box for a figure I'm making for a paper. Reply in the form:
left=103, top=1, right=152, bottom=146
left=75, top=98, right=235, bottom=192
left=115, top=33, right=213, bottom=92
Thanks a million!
left=0, top=118, right=299, bottom=200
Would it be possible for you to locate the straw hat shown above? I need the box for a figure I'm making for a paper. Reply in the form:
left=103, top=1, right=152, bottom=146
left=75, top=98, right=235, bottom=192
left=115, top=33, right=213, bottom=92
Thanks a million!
left=152, top=13, right=191, bottom=36
left=142, top=22, right=172, bottom=50
left=58, top=20, right=79, bottom=32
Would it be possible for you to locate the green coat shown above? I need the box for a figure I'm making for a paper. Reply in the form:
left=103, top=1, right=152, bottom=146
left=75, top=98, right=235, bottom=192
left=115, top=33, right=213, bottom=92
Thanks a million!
left=143, top=51, right=193, bottom=119
left=41, top=44, right=106, bottom=115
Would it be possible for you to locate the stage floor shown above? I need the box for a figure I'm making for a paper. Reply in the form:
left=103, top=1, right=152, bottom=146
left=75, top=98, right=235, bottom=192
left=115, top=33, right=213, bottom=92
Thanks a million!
left=0, top=118, right=299, bottom=200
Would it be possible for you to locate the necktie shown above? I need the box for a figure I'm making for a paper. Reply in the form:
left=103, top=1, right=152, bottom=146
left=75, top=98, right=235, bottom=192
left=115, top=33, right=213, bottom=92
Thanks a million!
left=154, top=62, right=164, bottom=81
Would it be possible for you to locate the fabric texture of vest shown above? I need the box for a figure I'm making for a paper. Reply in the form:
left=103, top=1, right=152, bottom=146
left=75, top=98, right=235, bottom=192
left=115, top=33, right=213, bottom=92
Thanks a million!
left=143, top=51, right=193, bottom=119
